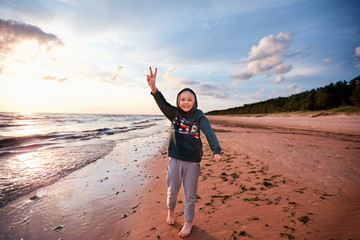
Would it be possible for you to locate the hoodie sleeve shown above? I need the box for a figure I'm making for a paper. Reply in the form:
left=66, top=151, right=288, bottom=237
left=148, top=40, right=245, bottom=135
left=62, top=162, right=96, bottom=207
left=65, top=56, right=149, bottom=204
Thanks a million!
left=198, top=112, right=222, bottom=155
left=151, top=90, right=178, bottom=121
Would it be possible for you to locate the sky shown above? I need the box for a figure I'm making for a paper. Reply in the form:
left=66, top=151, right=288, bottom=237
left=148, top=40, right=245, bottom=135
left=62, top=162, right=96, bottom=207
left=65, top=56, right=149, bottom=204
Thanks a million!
left=0, top=0, right=359, bottom=114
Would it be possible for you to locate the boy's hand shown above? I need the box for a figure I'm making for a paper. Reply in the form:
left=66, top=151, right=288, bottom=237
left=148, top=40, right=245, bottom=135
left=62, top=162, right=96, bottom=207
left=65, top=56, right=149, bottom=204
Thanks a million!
left=214, top=154, right=222, bottom=163
left=147, top=66, right=157, bottom=94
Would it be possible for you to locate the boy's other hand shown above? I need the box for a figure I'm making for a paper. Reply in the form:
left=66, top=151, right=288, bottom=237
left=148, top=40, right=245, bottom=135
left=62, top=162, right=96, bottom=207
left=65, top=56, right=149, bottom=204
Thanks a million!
left=147, top=66, right=157, bottom=94
left=214, top=154, right=222, bottom=163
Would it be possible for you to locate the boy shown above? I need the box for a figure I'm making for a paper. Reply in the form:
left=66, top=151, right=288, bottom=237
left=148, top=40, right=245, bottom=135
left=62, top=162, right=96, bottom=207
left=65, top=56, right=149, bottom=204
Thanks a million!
left=147, top=67, right=222, bottom=237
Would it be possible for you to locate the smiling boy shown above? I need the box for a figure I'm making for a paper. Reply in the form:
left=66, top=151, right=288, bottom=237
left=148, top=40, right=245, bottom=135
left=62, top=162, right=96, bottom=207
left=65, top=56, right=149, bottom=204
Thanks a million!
left=147, top=67, right=222, bottom=237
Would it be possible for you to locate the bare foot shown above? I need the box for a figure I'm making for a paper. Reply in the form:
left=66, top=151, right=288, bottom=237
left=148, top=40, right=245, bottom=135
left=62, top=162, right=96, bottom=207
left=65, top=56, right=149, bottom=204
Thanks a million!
left=167, top=209, right=175, bottom=225
left=179, top=221, right=193, bottom=238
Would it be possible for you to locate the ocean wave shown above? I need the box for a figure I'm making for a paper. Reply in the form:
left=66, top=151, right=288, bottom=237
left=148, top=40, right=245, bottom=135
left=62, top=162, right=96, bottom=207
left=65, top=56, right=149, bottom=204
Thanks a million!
left=0, top=123, right=156, bottom=150
left=0, top=113, right=167, bottom=208
left=0, top=124, right=24, bottom=128
left=132, top=119, right=151, bottom=125
left=0, top=134, right=63, bottom=149
left=0, top=141, right=116, bottom=208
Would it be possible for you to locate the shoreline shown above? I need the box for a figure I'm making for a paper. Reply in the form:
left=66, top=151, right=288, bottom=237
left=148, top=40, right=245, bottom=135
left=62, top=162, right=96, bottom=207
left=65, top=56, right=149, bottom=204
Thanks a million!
left=116, top=114, right=360, bottom=239
left=0, top=129, right=169, bottom=240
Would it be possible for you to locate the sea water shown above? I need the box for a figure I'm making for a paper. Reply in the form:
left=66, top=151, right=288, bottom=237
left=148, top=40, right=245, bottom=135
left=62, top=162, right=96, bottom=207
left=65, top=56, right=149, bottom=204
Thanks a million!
left=0, top=112, right=168, bottom=208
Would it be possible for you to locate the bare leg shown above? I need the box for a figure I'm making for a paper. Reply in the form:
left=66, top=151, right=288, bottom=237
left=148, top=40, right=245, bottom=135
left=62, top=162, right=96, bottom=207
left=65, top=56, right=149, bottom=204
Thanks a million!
left=167, top=209, right=175, bottom=225
left=179, top=221, right=193, bottom=238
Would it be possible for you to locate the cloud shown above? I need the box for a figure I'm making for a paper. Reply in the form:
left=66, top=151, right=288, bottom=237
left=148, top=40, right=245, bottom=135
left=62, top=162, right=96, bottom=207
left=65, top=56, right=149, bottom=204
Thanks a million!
left=355, top=46, right=360, bottom=69
left=250, top=88, right=265, bottom=101
left=58, top=0, right=78, bottom=6
left=287, top=83, right=300, bottom=94
left=246, top=32, right=293, bottom=62
left=109, top=66, right=124, bottom=82
left=271, top=64, right=292, bottom=74
left=323, top=58, right=332, bottom=63
left=163, top=66, right=228, bottom=98
left=356, top=46, right=360, bottom=57
left=102, top=66, right=131, bottom=86
left=43, top=76, right=56, bottom=81
left=241, top=88, right=266, bottom=102
left=195, top=84, right=229, bottom=99
left=0, top=19, right=63, bottom=54
left=163, top=66, right=188, bottom=88
left=43, top=75, right=68, bottom=83
left=232, top=32, right=293, bottom=81
left=274, top=76, right=285, bottom=85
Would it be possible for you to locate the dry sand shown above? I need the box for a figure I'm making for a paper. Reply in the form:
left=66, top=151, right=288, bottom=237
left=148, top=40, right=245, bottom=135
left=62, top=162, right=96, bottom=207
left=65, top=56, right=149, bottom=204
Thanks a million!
left=116, top=113, right=360, bottom=239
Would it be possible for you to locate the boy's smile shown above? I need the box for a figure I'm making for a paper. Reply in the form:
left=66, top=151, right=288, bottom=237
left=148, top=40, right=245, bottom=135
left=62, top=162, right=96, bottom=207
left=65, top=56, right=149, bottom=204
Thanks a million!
left=178, top=91, right=195, bottom=112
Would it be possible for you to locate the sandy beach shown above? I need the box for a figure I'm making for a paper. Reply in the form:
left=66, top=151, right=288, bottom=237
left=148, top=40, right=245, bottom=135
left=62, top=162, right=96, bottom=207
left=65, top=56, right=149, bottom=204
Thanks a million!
left=117, top=113, right=360, bottom=239
left=1, top=113, right=359, bottom=239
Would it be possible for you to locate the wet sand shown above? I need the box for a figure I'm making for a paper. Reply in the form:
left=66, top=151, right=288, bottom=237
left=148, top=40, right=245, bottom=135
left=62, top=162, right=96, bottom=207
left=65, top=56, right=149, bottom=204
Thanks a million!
left=0, top=132, right=168, bottom=240
left=117, top=113, right=360, bottom=239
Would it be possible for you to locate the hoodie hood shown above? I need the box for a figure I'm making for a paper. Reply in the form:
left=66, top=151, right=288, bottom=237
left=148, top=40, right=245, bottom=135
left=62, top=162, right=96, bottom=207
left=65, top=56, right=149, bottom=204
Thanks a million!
left=176, top=88, right=198, bottom=114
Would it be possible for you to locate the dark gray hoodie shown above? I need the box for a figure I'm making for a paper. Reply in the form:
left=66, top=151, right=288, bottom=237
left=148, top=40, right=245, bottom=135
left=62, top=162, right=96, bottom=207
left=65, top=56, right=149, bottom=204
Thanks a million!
left=151, top=88, right=222, bottom=162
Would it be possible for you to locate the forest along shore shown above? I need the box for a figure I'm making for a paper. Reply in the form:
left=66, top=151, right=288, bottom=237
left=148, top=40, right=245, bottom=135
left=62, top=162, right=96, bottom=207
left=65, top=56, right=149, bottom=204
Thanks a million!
left=115, top=114, right=360, bottom=240
left=207, top=76, right=360, bottom=115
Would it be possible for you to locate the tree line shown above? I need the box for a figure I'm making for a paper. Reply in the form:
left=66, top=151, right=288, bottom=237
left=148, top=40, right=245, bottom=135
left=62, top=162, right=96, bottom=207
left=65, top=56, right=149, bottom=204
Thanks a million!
left=207, top=75, right=360, bottom=115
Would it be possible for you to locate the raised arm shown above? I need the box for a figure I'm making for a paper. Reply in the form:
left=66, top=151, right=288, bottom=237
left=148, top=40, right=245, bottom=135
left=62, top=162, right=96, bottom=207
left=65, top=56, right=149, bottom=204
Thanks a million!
left=147, top=66, right=158, bottom=94
left=147, top=67, right=178, bottom=121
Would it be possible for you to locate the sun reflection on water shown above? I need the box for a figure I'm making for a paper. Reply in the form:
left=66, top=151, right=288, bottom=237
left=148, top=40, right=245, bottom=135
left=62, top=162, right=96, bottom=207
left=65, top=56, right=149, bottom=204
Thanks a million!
left=6, top=113, right=47, bottom=183
left=13, top=112, right=39, bottom=137
left=8, top=151, right=46, bottom=184
left=18, top=151, right=45, bottom=172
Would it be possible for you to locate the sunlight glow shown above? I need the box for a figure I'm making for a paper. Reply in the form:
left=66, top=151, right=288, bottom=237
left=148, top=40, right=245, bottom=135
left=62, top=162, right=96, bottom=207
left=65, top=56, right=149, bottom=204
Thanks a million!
left=11, top=40, right=39, bottom=59
left=8, top=78, right=46, bottom=113
left=15, top=114, right=38, bottom=136
left=6, top=151, right=46, bottom=186
left=18, top=152, right=45, bottom=173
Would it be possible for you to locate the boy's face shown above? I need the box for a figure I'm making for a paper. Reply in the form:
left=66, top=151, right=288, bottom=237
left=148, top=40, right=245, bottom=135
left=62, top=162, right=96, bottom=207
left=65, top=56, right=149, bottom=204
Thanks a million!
left=178, top=91, right=195, bottom=112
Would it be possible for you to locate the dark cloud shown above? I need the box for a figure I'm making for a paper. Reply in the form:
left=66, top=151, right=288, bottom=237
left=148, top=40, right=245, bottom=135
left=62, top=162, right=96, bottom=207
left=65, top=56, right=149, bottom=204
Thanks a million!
left=196, top=85, right=230, bottom=99
left=163, top=66, right=229, bottom=99
left=0, top=19, right=63, bottom=53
